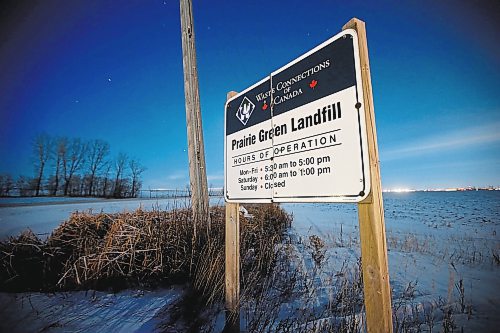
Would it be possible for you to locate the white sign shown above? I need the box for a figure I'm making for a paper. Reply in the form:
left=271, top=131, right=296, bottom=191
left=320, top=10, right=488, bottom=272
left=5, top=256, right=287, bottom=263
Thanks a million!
left=224, top=29, right=370, bottom=203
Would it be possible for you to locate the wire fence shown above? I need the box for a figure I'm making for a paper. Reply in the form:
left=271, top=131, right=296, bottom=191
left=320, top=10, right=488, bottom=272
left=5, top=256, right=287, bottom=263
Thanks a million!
left=0, top=187, right=224, bottom=199
left=138, top=188, right=224, bottom=199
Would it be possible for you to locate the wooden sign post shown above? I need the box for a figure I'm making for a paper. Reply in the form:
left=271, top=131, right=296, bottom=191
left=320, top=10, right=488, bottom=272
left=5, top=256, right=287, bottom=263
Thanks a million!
left=343, top=18, right=393, bottom=333
left=225, top=91, right=240, bottom=332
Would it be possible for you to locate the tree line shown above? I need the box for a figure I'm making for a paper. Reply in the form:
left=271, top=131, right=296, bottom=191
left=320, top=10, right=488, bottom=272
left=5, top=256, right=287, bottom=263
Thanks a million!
left=0, top=134, right=146, bottom=198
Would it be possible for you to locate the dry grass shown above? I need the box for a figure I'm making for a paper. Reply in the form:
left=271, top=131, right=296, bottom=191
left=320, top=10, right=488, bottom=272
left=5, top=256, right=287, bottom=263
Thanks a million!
left=0, top=204, right=291, bottom=299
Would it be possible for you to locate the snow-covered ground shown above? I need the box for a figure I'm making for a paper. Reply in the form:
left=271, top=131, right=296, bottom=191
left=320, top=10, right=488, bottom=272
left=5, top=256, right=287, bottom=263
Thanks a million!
left=0, top=196, right=107, bottom=206
left=281, top=191, right=499, bottom=331
left=0, top=287, right=185, bottom=333
left=0, top=192, right=498, bottom=331
left=0, top=196, right=225, bottom=239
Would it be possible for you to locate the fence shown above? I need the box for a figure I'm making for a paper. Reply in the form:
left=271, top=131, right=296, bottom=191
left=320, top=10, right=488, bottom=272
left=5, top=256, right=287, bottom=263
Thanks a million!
left=1, top=187, right=224, bottom=199
left=138, top=188, right=224, bottom=199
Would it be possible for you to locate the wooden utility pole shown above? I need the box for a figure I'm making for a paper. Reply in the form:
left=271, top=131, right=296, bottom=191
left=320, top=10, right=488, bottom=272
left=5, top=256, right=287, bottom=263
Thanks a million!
left=180, top=0, right=210, bottom=224
left=225, top=91, right=240, bottom=332
left=343, top=18, right=393, bottom=333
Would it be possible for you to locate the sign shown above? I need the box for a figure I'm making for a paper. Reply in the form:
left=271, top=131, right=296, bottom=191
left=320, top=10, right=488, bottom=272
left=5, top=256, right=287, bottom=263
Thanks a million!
left=224, top=29, right=370, bottom=203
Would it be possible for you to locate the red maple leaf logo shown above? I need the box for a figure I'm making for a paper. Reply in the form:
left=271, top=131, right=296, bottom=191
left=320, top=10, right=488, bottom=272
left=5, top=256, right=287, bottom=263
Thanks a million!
left=309, top=80, right=318, bottom=89
left=262, top=101, right=268, bottom=110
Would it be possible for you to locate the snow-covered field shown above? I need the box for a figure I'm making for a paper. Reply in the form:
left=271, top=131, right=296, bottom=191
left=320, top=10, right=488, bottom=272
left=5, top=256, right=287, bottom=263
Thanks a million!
left=0, top=196, right=225, bottom=239
left=0, top=192, right=498, bottom=332
left=0, top=287, right=185, bottom=332
left=280, top=191, right=499, bottom=331
left=0, top=196, right=107, bottom=206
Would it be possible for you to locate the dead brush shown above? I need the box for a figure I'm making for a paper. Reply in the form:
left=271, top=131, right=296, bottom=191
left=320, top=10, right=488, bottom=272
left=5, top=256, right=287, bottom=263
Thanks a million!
left=0, top=230, right=49, bottom=291
left=308, top=234, right=326, bottom=267
left=0, top=203, right=292, bottom=311
left=492, top=249, right=500, bottom=265
left=49, top=208, right=197, bottom=289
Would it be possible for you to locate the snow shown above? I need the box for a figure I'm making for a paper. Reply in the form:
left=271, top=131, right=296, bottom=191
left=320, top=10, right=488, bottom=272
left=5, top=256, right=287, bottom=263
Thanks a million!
left=0, top=191, right=498, bottom=331
left=0, top=287, right=185, bottom=333
left=280, top=191, right=500, bottom=331
left=0, top=196, right=106, bottom=206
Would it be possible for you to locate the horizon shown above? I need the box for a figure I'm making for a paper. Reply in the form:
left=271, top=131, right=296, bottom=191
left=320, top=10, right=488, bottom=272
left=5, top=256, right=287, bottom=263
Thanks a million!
left=1, top=1, right=499, bottom=191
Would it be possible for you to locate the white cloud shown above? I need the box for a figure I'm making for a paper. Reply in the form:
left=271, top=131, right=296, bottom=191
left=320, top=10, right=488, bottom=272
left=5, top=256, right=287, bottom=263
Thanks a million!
left=381, top=122, right=500, bottom=161
left=167, top=172, right=187, bottom=180
left=207, top=174, right=224, bottom=181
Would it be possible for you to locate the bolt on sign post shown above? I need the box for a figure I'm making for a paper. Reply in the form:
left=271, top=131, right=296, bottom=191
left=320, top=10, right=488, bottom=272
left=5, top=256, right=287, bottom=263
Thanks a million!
left=180, top=0, right=210, bottom=226
left=224, top=18, right=392, bottom=332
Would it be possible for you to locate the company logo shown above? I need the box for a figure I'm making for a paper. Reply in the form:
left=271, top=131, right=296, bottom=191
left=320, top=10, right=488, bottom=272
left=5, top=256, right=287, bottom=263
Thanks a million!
left=236, top=96, right=255, bottom=126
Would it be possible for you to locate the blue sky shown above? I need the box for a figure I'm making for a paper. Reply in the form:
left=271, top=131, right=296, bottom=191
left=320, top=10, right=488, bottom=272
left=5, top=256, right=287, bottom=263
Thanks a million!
left=0, top=0, right=499, bottom=190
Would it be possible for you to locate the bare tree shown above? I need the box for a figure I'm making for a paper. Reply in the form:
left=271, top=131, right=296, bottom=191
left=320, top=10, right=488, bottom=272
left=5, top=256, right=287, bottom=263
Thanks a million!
left=17, top=176, right=37, bottom=196
left=62, top=138, right=87, bottom=196
left=33, top=133, right=52, bottom=196
left=0, top=174, right=14, bottom=196
left=101, top=162, right=112, bottom=197
left=129, top=159, right=146, bottom=197
left=113, top=153, right=128, bottom=198
left=50, top=137, right=67, bottom=195
left=86, top=139, right=110, bottom=196
left=22, top=134, right=147, bottom=198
